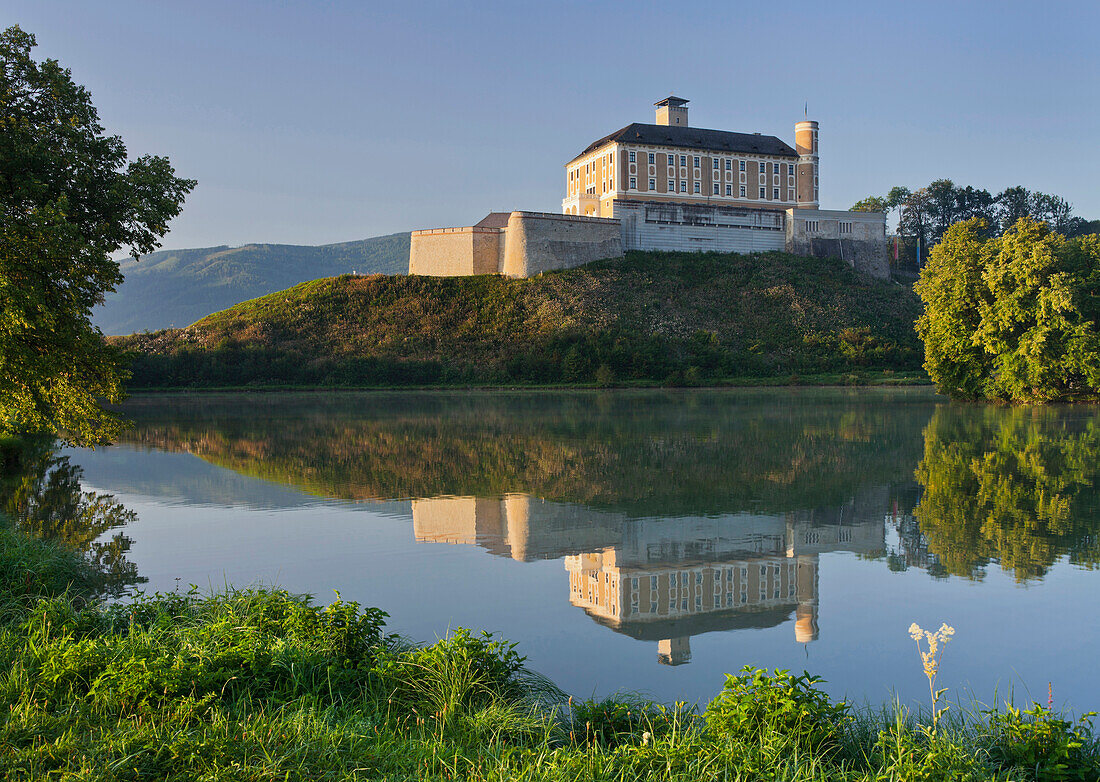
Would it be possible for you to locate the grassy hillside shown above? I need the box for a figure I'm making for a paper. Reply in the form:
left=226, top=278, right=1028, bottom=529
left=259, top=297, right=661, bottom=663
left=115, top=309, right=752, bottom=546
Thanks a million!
left=94, top=232, right=410, bottom=335
left=115, top=250, right=925, bottom=388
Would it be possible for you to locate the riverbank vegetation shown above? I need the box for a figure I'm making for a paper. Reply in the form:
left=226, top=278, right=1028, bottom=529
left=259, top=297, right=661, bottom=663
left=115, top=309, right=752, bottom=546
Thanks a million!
left=113, top=249, right=924, bottom=390
left=916, top=218, right=1100, bottom=402
left=3, top=501, right=1098, bottom=781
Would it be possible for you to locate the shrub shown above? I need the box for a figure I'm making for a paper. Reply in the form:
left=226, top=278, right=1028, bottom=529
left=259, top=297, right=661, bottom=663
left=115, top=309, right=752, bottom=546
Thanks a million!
left=704, top=666, right=849, bottom=751
left=375, top=628, right=531, bottom=729
left=567, top=695, right=689, bottom=748
left=986, top=703, right=1099, bottom=780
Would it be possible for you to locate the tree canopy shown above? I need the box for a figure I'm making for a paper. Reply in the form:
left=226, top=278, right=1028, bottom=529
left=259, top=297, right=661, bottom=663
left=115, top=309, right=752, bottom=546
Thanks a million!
left=915, top=217, right=1100, bottom=402
left=853, top=180, right=1095, bottom=264
left=0, top=25, right=194, bottom=444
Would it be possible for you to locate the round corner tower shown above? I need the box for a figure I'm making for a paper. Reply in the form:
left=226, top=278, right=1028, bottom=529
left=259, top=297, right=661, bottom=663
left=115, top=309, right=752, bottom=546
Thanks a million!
left=795, top=120, right=819, bottom=209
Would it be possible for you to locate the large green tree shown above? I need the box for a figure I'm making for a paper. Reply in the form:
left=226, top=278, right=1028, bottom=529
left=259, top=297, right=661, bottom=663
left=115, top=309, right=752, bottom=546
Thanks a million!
left=0, top=26, right=194, bottom=444
left=915, top=217, right=1100, bottom=401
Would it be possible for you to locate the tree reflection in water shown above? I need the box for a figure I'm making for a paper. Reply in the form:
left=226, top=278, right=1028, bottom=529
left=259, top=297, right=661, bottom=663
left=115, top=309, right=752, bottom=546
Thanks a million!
left=1, top=438, right=145, bottom=595
left=913, top=406, right=1100, bottom=581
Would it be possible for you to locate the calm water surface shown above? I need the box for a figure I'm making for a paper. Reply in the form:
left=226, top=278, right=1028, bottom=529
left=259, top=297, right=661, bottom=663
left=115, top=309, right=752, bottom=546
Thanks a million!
left=12, top=389, right=1100, bottom=711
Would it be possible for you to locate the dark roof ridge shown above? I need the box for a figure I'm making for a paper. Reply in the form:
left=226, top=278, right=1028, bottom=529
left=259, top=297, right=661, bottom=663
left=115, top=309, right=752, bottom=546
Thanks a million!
left=570, top=122, right=797, bottom=163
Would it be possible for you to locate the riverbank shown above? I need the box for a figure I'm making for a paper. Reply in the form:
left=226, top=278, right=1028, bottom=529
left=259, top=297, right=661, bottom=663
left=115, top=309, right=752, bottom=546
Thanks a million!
left=112, top=251, right=925, bottom=390
left=2, top=514, right=1096, bottom=781
left=120, top=369, right=930, bottom=394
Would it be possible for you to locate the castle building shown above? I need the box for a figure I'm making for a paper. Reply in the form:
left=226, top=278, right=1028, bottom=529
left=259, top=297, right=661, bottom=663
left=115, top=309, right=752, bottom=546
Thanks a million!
left=409, top=97, right=887, bottom=278
left=562, top=96, right=818, bottom=218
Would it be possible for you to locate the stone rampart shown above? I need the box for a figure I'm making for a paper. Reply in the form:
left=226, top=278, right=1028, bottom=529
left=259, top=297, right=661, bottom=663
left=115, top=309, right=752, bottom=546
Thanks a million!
left=501, top=211, right=623, bottom=277
left=409, top=226, right=503, bottom=276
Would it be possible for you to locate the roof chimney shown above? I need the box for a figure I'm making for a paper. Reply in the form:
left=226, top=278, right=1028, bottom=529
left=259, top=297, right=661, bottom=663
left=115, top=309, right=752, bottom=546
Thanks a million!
left=655, top=96, right=689, bottom=127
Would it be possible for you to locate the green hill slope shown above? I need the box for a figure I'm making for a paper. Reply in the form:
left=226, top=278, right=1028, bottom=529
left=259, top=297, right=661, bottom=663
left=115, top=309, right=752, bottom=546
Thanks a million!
left=115, top=250, right=924, bottom=388
left=94, top=233, right=410, bottom=335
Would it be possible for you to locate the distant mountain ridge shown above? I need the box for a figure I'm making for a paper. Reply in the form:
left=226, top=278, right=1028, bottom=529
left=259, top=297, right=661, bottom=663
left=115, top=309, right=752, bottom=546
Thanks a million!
left=94, top=232, right=410, bottom=335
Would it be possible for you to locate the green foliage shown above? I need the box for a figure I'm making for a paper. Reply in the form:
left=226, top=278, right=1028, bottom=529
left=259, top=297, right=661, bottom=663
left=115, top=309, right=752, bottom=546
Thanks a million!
left=985, top=703, right=1099, bottom=780
left=0, top=513, right=98, bottom=624
left=870, top=710, right=990, bottom=781
left=705, top=667, right=849, bottom=751
left=114, top=249, right=923, bottom=389
left=567, top=695, right=688, bottom=748
left=915, top=218, right=1100, bottom=401
left=0, top=26, right=194, bottom=444
left=851, top=196, right=889, bottom=213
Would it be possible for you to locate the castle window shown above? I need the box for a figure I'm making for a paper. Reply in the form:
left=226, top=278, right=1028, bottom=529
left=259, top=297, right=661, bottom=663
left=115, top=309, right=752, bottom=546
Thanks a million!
left=648, top=152, right=655, bottom=164
left=726, top=159, right=732, bottom=170
left=739, top=160, right=746, bottom=172
left=680, top=155, right=686, bottom=166
left=840, top=222, right=853, bottom=234
left=693, top=156, right=700, bottom=167
left=629, top=151, right=635, bottom=162
left=773, top=188, right=779, bottom=199
left=694, top=181, right=701, bottom=194
left=759, top=187, right=766, bottom=198
left=806, top=220, right=819, bottom=231
left=713, top=183, right=720, bottom=194
left=668, top=179, right=675, bottom=191
left=649, top=178, right=656, bottom=190
left=680, top=180, right=687, bottom=192
left=740, top=185, right=746, bottom=197
left=629, top=176, right=637, bottom=189
left=759, top=161, right=766, bottom=173
left=713, top=158, right=719, bottom=169
left=726, top=184, right=732, bottom=196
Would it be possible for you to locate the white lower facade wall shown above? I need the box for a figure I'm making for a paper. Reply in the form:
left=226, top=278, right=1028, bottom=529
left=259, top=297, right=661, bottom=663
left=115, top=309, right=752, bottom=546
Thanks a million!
left=613, top=200, right=785, bottom=254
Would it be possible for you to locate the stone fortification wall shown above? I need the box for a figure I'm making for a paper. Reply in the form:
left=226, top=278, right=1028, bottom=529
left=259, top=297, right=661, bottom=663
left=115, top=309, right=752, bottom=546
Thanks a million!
left=501, top=211, right=623, bottom=277
left=615, top=200, right=786, bottom=254
left=786, top=209, right=888, bottom=279
left=409, top=226, right=503, bottom=276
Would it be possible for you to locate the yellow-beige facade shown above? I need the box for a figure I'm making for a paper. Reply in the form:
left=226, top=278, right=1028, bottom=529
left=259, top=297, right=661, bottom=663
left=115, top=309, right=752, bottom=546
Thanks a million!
left=562, top=97, right=818, bottom=219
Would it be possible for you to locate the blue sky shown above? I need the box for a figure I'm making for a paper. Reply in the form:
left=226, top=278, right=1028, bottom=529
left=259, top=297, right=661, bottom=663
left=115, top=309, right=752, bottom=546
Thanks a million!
left=7, top=0, right=1099, bottom=249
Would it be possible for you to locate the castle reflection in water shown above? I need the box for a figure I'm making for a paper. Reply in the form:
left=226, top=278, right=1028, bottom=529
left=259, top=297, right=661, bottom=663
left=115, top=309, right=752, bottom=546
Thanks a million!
left=412, top=489, right=890, bottom=666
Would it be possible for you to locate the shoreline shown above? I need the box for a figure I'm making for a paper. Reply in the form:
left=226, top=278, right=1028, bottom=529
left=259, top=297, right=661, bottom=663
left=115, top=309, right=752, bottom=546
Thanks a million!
left=119, top=371, right=932, bottom=395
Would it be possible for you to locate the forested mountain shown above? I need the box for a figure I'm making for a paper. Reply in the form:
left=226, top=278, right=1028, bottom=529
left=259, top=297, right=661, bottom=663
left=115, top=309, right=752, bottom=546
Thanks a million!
left=94, top=233, right=410, bottom=334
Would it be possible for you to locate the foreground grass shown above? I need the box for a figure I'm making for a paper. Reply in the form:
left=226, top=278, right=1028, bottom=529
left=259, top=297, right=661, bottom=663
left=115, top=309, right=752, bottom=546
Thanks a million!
left=2, top=518, right=1097, bottom=780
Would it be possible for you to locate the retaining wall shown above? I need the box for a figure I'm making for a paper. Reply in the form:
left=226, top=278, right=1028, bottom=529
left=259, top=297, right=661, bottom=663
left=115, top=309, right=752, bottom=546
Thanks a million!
left=786, top=208, right=888, bottom=279
left=501, top=211, right=623, bottom=277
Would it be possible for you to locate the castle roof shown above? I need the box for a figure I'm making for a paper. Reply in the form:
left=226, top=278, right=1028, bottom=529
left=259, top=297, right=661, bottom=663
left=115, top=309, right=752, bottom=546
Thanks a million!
left=474, top=212, right=511, bottom=229
left=572, top=123, right=797, bottom=163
